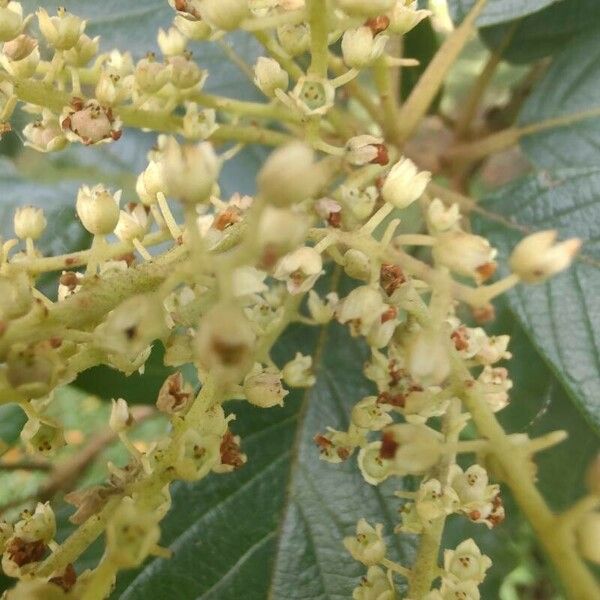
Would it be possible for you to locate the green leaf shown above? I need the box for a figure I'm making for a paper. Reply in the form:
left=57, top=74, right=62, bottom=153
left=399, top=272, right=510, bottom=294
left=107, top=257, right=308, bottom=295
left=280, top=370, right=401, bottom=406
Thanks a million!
left=447, top=0, right=557, bottom=27
left=112, top=310, right=415, bottom=599
left=517, top=29, right=600, bottom=169
left=480, top=0, right=600, bottom=64
left=473, top=167, right=600, bottom=433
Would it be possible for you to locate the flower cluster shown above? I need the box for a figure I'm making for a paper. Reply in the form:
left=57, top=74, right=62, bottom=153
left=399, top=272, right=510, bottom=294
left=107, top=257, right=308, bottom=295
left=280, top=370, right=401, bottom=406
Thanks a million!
left=0, top=1, right=593, bottom=599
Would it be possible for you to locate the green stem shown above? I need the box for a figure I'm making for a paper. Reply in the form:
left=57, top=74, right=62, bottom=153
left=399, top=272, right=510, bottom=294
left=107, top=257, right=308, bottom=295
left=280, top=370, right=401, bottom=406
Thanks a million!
left=307, top=0, right=329, bottom=77
left=373, top=55, right=401, bottom=141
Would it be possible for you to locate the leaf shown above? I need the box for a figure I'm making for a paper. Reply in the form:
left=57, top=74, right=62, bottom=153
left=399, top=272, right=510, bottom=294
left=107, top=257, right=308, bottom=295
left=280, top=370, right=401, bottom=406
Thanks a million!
left=112, top=303, right=415, bottom=599
left=447, top=0, right=557, bottom=28
left=480, top=0, right=600, bottom=64
left=473, top=167, right=600, bottom=433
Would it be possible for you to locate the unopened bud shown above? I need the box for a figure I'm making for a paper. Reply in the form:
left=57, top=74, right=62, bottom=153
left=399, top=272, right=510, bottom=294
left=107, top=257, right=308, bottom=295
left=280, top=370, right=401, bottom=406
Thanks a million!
left=199, top=0, right=250, bottom=30
left=341, top=27, right=388, bottom=69
left=37, top=8, right=85, bottom=51
left=158, top=26, right=187, bottom=57
left=343, top=518, right=386, bottom=566
left=76, top=184, right=120, bottom=235
left=282, top=353, right=315, bottom=388
left=382, top=157, right=431, bottom=209
left=277, top=23, right=310, bottom=56
left=343, top=249, right=371, bottom=281
left=254, top=57, right=289, bottom=97
left=388, top=1, right=432, bottom=35
left=109, top=398, right=132, bottom=433
left=0, top=2, right=24, bottom=42
left=13, top=206, right=46, bottom=240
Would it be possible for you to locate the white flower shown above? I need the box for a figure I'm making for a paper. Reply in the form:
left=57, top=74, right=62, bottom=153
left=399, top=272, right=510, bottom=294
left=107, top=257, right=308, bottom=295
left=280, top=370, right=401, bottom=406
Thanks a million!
left=174, top=14, right=212, bottom=40
left=61, top=99, right=122, bottom=146
left=406, top=327, right=451, bottom=386
left=432, top=231, right=497, bottom=283
left=477, top=366, right=512, bottom=412
left=282, top=352, right=316, bottom=388
left=443, top=538, right=491, bottom=583
left=13, top=206, right=46, bottom=240
left=387, top=1, right=432, bottom=35
left=134, top=55, right=171, bottom=93
left=254, top=57, right=289, bottom=97
left=509, top=230, right=581, bottom=283
left=0, top=2, right=24, bottom=42
left=307, top=290, right=338, bottom=324
left=37, top=7, right=86, bottom=51
left=13, top=502, right=55, bottom=544
left=76, top=184, right=121, bottom=235
left=352, top=565, right=395, bottom=600
left=273, top=247, right=323, bottom=294
left=277, top=23, right=310, bottom=56
left=352, top=397, right=393, bottom=431
left=22, top=111, right=68, bottom=153
left=284, top=75, right=336, bottom=116
left=413, top=479, right=459, bottom=526
left=382, top=157, right=431, bottom=209
left=427, top=198, right=460, bottom=232
left=344, top=249, right=371, bottom=281
left=0, top=34, right=40, bottom=78
left=345, top=135, right=388, bottom=166
left=341, top=185, right=378, bottom=221
left=114, top=204, right=149, bottom=242
left=95, top=70, right=131, bottom=106
left=337, top=286, right=387, bottom=337
left=232, top=266, right=268, bottom=298
left=343, top=519, right=386, bottom=566
left=342, top=27, right=388, bottom=69
left=381, top=423, right=443, bottom=475
left=243, top=364, right=288, bottom=408
left=63, top=34, right=100, bottom=67
left=358, top=442, right=394, bottom=485
left=136, top=160, right=167, bottom=205
left=199, top=0, right=250, bottom=30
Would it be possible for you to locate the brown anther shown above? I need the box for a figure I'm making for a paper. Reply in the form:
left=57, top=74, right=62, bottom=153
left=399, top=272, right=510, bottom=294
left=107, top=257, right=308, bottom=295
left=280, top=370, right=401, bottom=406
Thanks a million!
left=260, top=245, right=280, bottom=270
left=61, top=116, right=72, bottom=130
left=5, top=537, right=46, bottom=567
left=314, top=433, right=333, bottom=450
left=59, top=271, right=79, bottom=289
left=157, top=372, right=191, bottom=414
left=377, top=391, right=406, bottom=408
left=380, top=306, right=397, bottom=323
left=468, top=510, right=481, bottom=521
left=117, top=252, right=136, bottom=266
left=211, top=338, right=247, bottom=365
left=364, top=15, right=390, bottom=35
left=220, top=431, right=245, bottom=469
left=213, top=207, right=241, bottom=231
left=451, top=326, right=469, bottom=351
left=0, top=321, right=6, bottom=337
left=49, top=564, right=77, bottom=592
left=476, top=262, right=497, bottom=282
left=65, top=256, right=77, bottom=265
left=337, top=447, right=350, bottom=460
left=471, top=304, right=495, bottom=324
left=327, top=211, right=342, bottom=228
left=70, top=97, right=85, bottom=111
left=380, top=263, right=406, bottom=296
left=49, top=337, right=63, bottom=349
left=0, top=122, right=11, bottom=137
left=371, top=144, right=389, bottom=166
left=124, top=325, right=137, bottom=340
left=379, top=430, right=399, bottom=459
left=110, top=129, right=123, bottom=141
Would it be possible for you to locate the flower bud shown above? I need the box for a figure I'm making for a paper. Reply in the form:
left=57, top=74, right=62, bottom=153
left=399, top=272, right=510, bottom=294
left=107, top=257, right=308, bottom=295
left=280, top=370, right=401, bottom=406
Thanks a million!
left=337, top=286, right=387, bottom=337
left=135, top=54, right=170, bottom=93
left=95, top=71, right=131, bottom=106
left=37, top=7, right=85, bottom=51
left=14, top=502, right=56, bottom=544
left=109, top=398, right=132, bottom=433
left=509, top=230, right=581, bottom=283
left=273, top=247, right=323, bottom=294
left=576, top=512, right=600, bottom=564
left=158, top=26, right=187, bottom=57
left=106, top=498, right=160, bottom=568
left=13, top=206, right=46, bottom=240
left=157, top=371, right=193, bottom=414
left=382, top=157, right=431, bottom=209
left=358, top=442, right=394, bottom=485
left=345, top=135, right=388, bottom=167
left=114, top=204, right=149, bottom=242
left=427, top=198, right=460, bottom=232
left=343, top=518, right=386, bottom=566
left=282, top=352, right=315, bottom=388
left=174, top=15, right=212, bottom=40
left=23, top=110, right=68, bottom=153
left=0, top=272, right=32, bottom=320
left=477, top=366, right=512, bottom=412
left=341, top=185, right=378, bottom=221
left=7, top=343, right=62, bottom=400
left=343, top=249, right=371, bottom=281
left=160, top=137, right=220, bottom=205
left=168, top=53, right=206, bottom=89
left=180, top=103, right=217, bottom=140
left=432, top=231, right=497, bottom=283
left=76, top=184, right=120, bottom=235
left=443, top=538, right=491, bottom=583
left=342, top=27, right=388, bottom=69
left=380, top=423, right=443, bottom=475
left=277, top=23, right=310, bottom=56
left=307, top=290, right=338, bottom=324
left=352, top=565, right=394, bottom=600
left=194, top=303, right=256, bottom=383
left=136, top=160, right=167, bottom=205
left=254, top=57, right=289, bottom=97
left=414, top=479, right=459, bottom=525
left=336, top=0, right=395, bottom=17
left=243, top=365, right=288, bottom=408
left=0, top=2, right=24, bottom=42
left=388, top=1, right=432, bottom=35
left=199, top=0, right=250, bottom=30
left=258, top=142, right=322, bottom=206
left=406, top=327, right=450, bottom=386
left=172, top=428, right=221, bottom=481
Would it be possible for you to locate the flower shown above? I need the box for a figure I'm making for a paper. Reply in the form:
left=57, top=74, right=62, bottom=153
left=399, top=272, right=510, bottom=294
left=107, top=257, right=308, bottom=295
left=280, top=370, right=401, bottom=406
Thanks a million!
left=243, top=364, right=288, bottom=408
left=509, top=230, right=581, bottom=283
left=345, top=135, right=389, bottom=166
left=381, top=157, right=431, bottom=209
left=406, top=327, right=451, bottom=386
left=199, top=0, right=250, bottom=30
left=352, top=565, right=395, bottom=600
left=477, top=366, right=512, bottom=412
left=0, top=2, right=24, bottom=42
left=427, top=198, right=460, bottom=232
left=343, top=519, right=386, bottom=566
left=413, top=479, right=459, bottom=526
left=61, top=99, right=122, bottom=145
left=273, top=247, right=323, bottom=294
left=157, top=26, right=187, bottom=56
left=358, top=442, right=394, bottom=485
left=136, top=160, right=167, bottom=205
left=307, top=290, right=339, bottom=324
left=254, top=57, right=289, bottom=97
left=342, top=27, right=388, bottom=69
left=109, top=398, right=132, bottom=433
left=37, top=7, right=86, bottom=51
left=76, top=185, right=121, bottom=235
left=14, top=502, right=55, bottom=544
left=282, top=352, right=316, bottom=387
left=114, top=204, right=149, bottom=242
left=443, top=538, right=491, bottom=583
left=380, top=423, right=443, bottom=475
left=23, top=110, right=68, bottom=153
left=337, top=286, right=387, bottom=337
left=387, top=1, right=432, bottom=35
left=352, top=397, right=393, bottom=430
left=284, top=75, right=336, bottom=116
left=432, top=231, right=497, bottom=283
left=277, top=23, right=310, bottom=56
left=0, top=34, right=39, bottom=78
left=134, top=54, right=171, bottom=93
